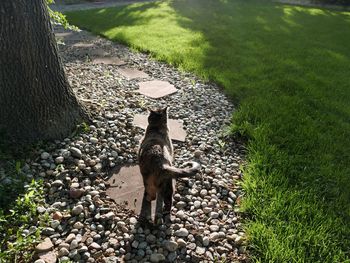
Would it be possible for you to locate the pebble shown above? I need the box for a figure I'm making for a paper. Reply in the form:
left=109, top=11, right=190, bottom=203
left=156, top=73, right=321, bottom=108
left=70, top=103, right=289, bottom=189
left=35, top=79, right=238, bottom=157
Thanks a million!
left=229, top=191, right=237, bottom=200
left=65, top=233, right=76, bottom=243
left=187, top=242, right=196, bottom=250
left=164, top=240, right=178, bottom=252
left=52, top=211, right=63, bottom=221
left=129, top=217, right=137, bottom=224
left=168, top=252, right=177, bottom=262
left=59, top=243, right=70, bottom=250
left=202, top=236, right=210, bottom=246
left=203, top=207, right=212, bottom=214
left=55, top=156, right=64, bottom=164
left=200, top=189, right=208, bottom=197
left=41, top=152, right=50, bottom=160
left=69, top=188, right=85, bottom=199
left=150, top=253, right=166, bottom=263
left=209, top=232, right=221, bottom=241
left=176, top=239, right=187, bottom=247
left=89, top=242, right=101, bottom=250
left=70, top=147, right=82, bottom=158
left=175, top=201, right=186, bottom=209
left=131, top=240, right=139, bottom=248
left=73, top=222, right=84, bottom=229
left=209, top=225, right=219, bottom=232
left=103, top=211, right=115, bottom=220
left=193, top=201, right=201, bottom=209
left=210, top=211, right=219, bottom=219
left=194, top=150, right=202, bottom=158
left=174, top=228, right=189, bottom=237
left=70, top=240, right=79, bottom=250
left=137, top=249, right=145, bottom=257
left=138, top=241, right=148, bottom=249
left=51, top=180, right=63, bottom=187
left=71, top=182, right=80, bottom=188
left=176, top=210, right=186, bottom=220
left=50, top=220, right=60, bottom=229
left=58, top=247, right=69, bottom=257
left=90, top=137, right=98, bottom=144
left=42, top=227, right=55, bottom=236
left=195, top=246, right=206, bottom=255
left=235, top=235, right=244, bottom=245
left=61, top=150, right=70, bottom=158
left=78, top=246, right=89, bottom=253
left=146, top=234, right=157, bottom=244
left=71, top=204, right=84, bottom=215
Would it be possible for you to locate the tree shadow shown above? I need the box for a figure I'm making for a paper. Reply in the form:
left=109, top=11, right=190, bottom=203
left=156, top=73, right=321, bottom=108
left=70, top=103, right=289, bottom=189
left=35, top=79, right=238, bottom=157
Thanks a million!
left=65, top=0, right=350, bottom=260
left=65, top=1, right=162, bottom=31
left=164, top=0, right=350, bottom=260
left=0, top=130, right=36, bottom=211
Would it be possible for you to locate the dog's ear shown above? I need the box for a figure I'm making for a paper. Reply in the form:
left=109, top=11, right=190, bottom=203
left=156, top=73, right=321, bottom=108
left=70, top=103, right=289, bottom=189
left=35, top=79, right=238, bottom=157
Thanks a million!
left=162, top=106, right=168, bottom=113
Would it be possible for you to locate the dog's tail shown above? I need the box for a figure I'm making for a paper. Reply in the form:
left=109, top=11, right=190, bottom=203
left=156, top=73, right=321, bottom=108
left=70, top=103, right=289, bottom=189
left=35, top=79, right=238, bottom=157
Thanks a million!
left=162, top=161, right=200, bottom=179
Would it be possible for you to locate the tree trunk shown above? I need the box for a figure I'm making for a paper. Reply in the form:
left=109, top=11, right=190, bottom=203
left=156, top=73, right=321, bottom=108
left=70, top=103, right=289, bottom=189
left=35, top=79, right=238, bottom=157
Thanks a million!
left=0, top=0, right=89, bottom=143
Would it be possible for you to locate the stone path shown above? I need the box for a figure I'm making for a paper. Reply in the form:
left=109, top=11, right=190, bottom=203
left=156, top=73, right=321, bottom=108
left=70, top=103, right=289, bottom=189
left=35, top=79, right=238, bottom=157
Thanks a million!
left=28, top=16, right=248, bottom=263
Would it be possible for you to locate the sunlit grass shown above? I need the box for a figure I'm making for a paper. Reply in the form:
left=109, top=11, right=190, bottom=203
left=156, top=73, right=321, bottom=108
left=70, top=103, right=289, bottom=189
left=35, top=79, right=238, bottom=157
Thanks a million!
left=66, top=1, right=350, bottom=262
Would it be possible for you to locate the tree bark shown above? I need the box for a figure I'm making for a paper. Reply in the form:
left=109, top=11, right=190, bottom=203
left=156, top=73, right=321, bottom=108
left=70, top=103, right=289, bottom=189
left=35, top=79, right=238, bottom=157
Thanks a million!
left=0, top=0, right=89, bottom=143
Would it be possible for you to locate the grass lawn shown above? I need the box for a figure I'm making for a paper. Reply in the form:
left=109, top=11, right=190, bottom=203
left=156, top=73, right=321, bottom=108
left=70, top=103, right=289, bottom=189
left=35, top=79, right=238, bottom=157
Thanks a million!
left=66, top=1, right=350, bottom=262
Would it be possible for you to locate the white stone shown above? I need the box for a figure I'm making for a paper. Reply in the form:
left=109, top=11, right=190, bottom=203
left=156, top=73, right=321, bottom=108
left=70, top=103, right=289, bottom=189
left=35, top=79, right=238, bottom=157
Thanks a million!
left=174, top=228, right=188, bottom=237
left=41, top=152, right=50, bottom=160
left=71, top=205, right=84, bottom=215
left=164, top=240, right=178, bottom=252
left=202, top=236, right=210, bottom=246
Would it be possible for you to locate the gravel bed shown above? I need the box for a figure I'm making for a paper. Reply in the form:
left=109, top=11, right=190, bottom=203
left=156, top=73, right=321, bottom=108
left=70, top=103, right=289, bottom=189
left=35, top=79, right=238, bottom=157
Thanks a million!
left=24, top=26, right=248, bottom=262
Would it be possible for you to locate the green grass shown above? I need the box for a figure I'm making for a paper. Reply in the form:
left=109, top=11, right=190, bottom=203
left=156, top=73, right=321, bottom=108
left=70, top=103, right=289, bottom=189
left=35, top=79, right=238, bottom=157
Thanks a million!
left=66, top=1, right=350, bottom=262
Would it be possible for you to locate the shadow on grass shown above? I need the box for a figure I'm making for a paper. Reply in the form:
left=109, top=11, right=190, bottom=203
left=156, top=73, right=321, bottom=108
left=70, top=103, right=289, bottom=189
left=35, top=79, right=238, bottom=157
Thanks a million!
left=65, top=1, right=162, bottom=37
left=65, top=1, right=350, bottom=261
left=165, top=1, right=350, bottom=261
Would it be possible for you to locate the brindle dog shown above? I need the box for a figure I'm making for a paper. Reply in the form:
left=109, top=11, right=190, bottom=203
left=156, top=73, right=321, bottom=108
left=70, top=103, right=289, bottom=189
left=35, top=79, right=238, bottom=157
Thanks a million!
left=138, top=107, right=200, bottom=224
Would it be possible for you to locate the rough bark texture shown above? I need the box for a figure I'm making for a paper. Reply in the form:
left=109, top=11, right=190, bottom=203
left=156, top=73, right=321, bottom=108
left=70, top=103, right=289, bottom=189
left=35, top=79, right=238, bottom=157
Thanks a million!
left=0, top=0, right=89, bottom=143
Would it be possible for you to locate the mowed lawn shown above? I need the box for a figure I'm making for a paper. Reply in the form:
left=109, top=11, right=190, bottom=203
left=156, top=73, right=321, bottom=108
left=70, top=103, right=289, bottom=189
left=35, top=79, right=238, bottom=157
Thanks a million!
left=66, top=1, right=350, bottom=262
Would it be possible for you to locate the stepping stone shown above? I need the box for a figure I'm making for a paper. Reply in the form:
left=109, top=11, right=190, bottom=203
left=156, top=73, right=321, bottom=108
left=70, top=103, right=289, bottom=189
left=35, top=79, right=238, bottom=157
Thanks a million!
left=106, top=165, right=155, bottom=216
left=117, top=68, right=149, bottom=80
left=55, top=33, right=90, bottom=43
left=55, top=32, right=74, bottom=38
left=72, top=42, right=94, bottom=48
left=53, top=28, right=69, bottom=34
left=89, top=48, right=109, bottom=57
left=92, top=57, right=126, bottom=66
left=133, top=114, right=187, bottom=142
left=138, top=80, right=177, bottom=99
